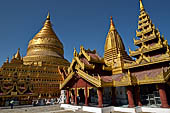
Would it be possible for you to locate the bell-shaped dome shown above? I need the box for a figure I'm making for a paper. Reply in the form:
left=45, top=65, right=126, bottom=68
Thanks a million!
left=27, top=13, right=63, bottom=57
left=23, top=13, right=69, bottom=66
left=104, top=17, right=132, bottom=66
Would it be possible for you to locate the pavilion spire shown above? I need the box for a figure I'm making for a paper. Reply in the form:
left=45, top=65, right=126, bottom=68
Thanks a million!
left=129, top=0, right=168, bottom=65
left=109, top=16, right=115, bottom=31
left=139, top=0, right=145, bottom=11
left=104, top=17, right=132, bottom=68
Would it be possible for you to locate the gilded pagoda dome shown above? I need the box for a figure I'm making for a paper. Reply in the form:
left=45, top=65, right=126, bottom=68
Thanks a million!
left=23, top=13, right=69, bottom=66
left=104, top=17, right=132, bottom=67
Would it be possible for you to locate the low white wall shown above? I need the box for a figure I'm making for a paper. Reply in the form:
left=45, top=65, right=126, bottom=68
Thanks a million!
left=82, top=106, right=102, bottom=113
left=60, top=104, right=81, bottom=111
left=60, top=104, right=170, bottom=113
left=114, top=107, right=136, bottom=113
left=102, top=106, right=114, bottom=113
left=82, top=106, right=114, bottom=113
left=141, top=107, right=170, bottom=113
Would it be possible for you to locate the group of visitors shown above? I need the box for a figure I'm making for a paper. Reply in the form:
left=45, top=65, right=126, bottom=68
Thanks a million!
left=8, top=98, right=57, bottom=109
left=32, top=98, right=56, bottom=106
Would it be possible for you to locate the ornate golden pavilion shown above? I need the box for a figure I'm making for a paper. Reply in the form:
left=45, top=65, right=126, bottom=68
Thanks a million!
left=60, top=0, right=170, bottom=108
left=0, top=13, right=69, bottom=106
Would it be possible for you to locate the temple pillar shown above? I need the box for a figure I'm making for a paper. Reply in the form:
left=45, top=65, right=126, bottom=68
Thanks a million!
left=74, top=87, right=77, bottom=105
left=66, top=89, right=70, bottom=104
left=134, top=86, right=142, bottom=106
left=97, top=87, right=103, bottom=108
left=158, top=84, right=169, bottom=108
left=112, top=87, right=116, bottom=106
left=85, top=85, right=88, bottom=106
left=127, top=86, right=135, bottom=108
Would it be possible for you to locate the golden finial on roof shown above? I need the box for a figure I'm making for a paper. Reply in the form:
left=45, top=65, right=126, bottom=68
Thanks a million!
left=129, top=46, right=131, bottom=53
left=15, top=48, right=21, bottom=59
left=46, top=12, right=50, bottom=20
left=73, top=48, right=78, bottom=57
left=12, top=54, right=15, bottom=59
left=80, top=45, right=84, bottom=51
left=139, top=0, right=144, bottom=11
left=6, top=57, right=9, bottom=63
left=109, top=16, right=115, bottom=31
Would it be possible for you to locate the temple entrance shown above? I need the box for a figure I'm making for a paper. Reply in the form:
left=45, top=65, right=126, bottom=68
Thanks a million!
left=78, top=89, right=85, bottom=105
left=89, top=88, right=98, bottom=106
left=103, top=87, right=112, bottom=106
left=140, top=84, right=161, bottom=106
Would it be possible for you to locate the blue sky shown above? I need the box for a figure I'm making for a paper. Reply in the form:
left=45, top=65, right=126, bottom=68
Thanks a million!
left=0, top=0, right=170, bottom=65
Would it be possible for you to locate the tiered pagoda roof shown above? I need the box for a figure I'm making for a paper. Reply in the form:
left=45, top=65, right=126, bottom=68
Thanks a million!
left=124, top=0, right=170, bottom=85
left=128, top=0, right=170, bottom=68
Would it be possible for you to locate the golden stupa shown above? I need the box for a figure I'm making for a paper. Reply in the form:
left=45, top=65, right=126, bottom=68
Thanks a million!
left=24, top=12, right=69, bottom=66
left=0, top=12, right=69, bottom=106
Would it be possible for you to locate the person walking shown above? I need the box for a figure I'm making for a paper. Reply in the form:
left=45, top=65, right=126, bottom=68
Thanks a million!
left=10, top=100, right=14, bottom=109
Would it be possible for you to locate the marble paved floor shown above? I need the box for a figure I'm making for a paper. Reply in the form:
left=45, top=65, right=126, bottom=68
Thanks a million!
left=0, top=105, right=90, bottom=113
left=0, top=105, right=151, bottom=113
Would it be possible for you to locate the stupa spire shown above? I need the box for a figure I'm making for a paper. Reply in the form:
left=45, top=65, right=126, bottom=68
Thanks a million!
left=43, top=12, right=52, bottom=28
left=46, top=12, right=50, bottom=20
left=139, top=0, right=145, bottom=11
